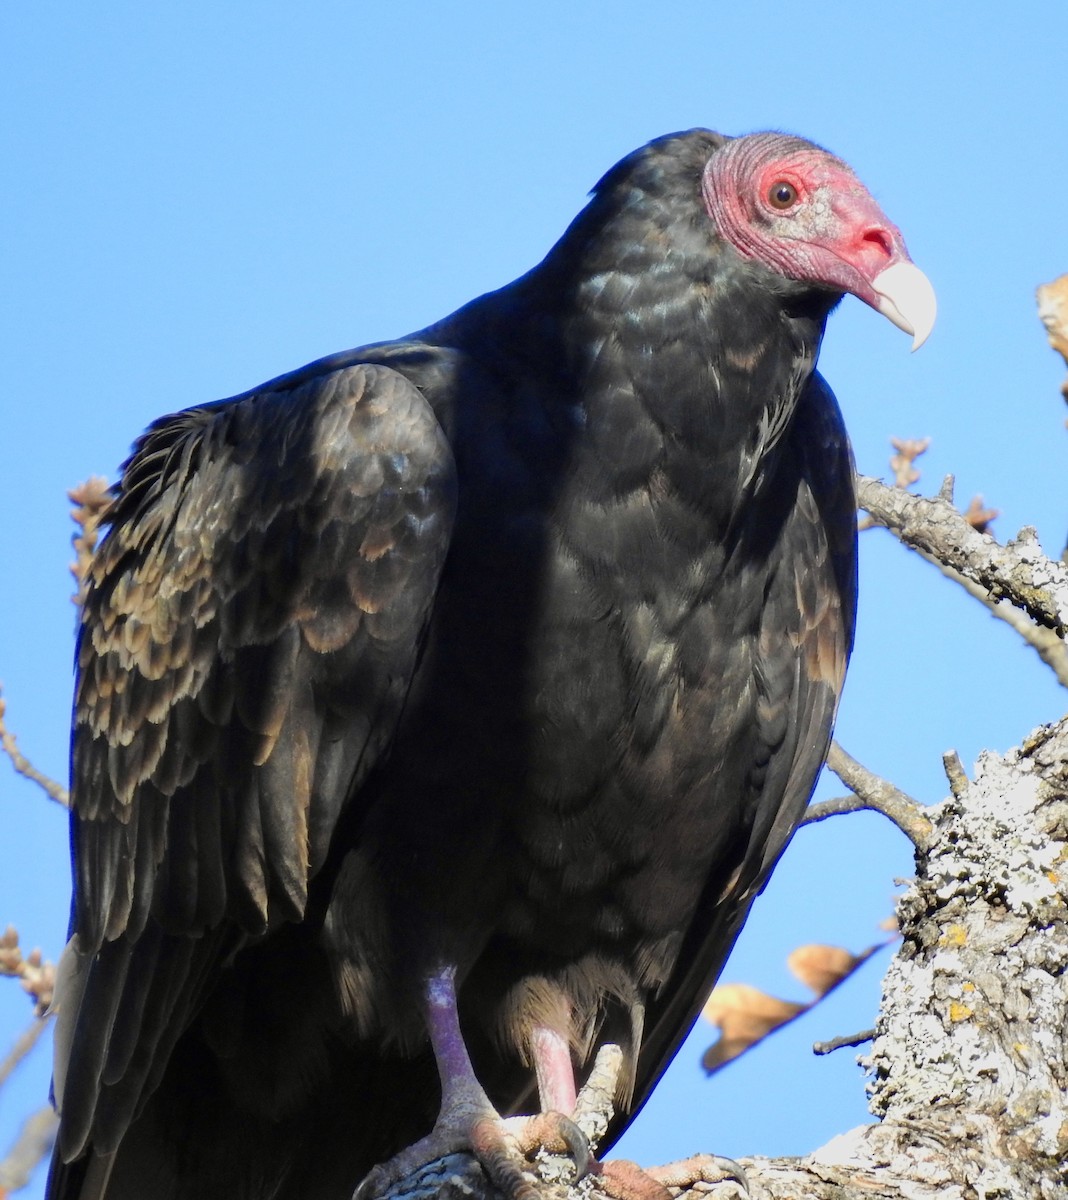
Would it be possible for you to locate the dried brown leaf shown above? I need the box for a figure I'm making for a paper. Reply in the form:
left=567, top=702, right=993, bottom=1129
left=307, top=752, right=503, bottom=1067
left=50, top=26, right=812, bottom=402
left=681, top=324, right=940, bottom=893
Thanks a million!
left=963, top=494, right=998, bottom=534
left=787, top=944, right=862, bottom=998
left=701, top=983, right=806, bottom=1071
left=700, top=932, right=893, bottom=1074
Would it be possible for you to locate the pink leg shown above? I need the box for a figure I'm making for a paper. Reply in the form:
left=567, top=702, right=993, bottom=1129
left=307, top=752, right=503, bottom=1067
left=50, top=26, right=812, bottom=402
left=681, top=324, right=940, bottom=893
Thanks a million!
left=530, top=1025, right=578, bottom=1116
left=356, top=966, right=589, bottom=1200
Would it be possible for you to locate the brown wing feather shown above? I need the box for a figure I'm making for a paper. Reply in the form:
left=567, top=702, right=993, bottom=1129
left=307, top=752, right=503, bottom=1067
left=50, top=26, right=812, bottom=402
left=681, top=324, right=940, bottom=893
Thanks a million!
left=55, top=362, right=456, bottom=1162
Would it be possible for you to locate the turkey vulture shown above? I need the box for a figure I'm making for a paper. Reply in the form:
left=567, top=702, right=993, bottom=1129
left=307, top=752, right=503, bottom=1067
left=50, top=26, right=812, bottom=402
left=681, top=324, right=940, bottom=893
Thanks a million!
left=48, top=129, right=933, bottom=1200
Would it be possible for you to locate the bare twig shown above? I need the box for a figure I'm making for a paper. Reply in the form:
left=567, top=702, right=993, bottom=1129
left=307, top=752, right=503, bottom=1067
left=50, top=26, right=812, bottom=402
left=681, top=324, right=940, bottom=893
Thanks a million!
left=0, top=928, right=56, bottom=1016
left=857, top=474, right=1068, bottom=635
left=812, top=1028, right=875, bottom=1056
left=0, top=1105, right=58, bottom=1197
left=857, top=436, right=930, bottom=532
left=0, top=1017, right=50, bottom=1090
left=0, top=689, right=69, bottom=807
left=942, top=750, right=970, bottom=800
left=805, top=742, right=932, bottom=848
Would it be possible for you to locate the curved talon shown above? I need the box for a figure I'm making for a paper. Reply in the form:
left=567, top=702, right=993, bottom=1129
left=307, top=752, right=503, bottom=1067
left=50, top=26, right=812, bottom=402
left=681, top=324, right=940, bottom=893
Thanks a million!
left=354, top=1166, right=384, bottom=1200
left=470, top=1118, right=539, bottom=1200
left=510, top=1111, right=592, bottom=1181
left=557, top=1114, right=593, bottom=1180
left=354, top=1164, right=380, bottom=1200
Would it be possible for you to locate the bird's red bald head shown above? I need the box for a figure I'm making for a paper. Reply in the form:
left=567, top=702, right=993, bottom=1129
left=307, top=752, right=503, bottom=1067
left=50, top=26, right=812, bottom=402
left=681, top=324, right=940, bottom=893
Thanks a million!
left=702, top=133, right=935, bottom=348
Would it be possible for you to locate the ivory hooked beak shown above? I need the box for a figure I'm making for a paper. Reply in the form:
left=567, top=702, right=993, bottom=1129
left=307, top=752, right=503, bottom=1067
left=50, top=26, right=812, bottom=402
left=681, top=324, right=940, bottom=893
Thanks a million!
left=872, top=261, right=937, bottom=351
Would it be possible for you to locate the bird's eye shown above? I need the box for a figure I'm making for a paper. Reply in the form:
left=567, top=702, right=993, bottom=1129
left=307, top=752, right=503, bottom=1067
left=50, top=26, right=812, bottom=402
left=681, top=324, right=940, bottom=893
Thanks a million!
left=767, top=181, right=798, bottom=210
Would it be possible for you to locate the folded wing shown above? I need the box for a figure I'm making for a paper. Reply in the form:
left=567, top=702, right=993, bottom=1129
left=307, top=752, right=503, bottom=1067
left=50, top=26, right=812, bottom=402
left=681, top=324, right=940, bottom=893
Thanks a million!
left=55, top=362, right=456, bottom=1162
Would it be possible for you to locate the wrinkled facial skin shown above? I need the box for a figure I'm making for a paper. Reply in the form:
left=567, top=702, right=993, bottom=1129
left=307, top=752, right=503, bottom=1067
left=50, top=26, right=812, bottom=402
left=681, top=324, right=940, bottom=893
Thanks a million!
left=702, top=133, right=935, bottom=348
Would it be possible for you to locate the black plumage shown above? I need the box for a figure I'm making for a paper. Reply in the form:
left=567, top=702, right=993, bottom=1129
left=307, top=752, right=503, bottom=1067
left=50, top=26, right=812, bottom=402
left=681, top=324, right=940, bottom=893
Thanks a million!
left=48, top=128, right=931, bottom=1200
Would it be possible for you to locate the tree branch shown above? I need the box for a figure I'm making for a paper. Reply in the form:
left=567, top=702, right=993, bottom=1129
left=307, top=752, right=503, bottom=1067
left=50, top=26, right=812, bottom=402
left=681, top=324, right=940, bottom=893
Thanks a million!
left=0, top=1018, right=50, bottom=1092
left=68, top=476, right=111, bottom=606
left=863, top=477, right=1068, bottom=686
left=856, top=473, right=1068, bottom=635
left=0, top=928, right=56, bottom=1016
left=0, top=1106, right=58, bottom=1198
left=805, top=742, right=932, bottom=848
left=811, top=1029, right=874, bottom=1057
left=927, top=556, right=1068, bottom=687
left=0, top=690, right=69, bottom=808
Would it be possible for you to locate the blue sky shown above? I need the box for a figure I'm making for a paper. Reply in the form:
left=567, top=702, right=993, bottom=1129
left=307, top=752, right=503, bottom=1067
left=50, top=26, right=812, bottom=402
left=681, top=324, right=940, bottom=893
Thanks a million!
left=2, top=4, right=1066, bottom=1195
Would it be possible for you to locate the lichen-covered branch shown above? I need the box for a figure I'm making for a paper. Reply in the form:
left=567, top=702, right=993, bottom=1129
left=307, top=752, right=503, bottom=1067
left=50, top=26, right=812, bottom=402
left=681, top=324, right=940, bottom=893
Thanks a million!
left=857, top=473, right=1068, bottom=635
left=860, top=718, right=1068, bottom=1195
left=926, top=556, right=1068, bottom=687
left=854, top=430, right=1068, bottom=684
left=718, top=718, right=1068, bottom=1198
left=867, top=486, right=1068, bottom=687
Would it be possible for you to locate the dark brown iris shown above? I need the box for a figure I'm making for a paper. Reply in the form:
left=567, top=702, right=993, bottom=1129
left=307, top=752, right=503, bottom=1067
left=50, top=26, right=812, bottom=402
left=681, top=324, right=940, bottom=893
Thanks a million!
left=768, top=181, right=798, bottom=209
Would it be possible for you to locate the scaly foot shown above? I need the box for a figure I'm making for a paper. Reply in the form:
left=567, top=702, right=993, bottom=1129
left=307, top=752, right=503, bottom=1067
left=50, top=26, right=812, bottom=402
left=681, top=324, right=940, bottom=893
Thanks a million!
left=355, top=1107, right=590, bottom=1200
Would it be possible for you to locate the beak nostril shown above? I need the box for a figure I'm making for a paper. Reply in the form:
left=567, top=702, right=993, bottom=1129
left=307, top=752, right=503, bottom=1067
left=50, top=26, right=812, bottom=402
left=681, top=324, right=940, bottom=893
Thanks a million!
left=861, top=228, right=894, bottom=259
